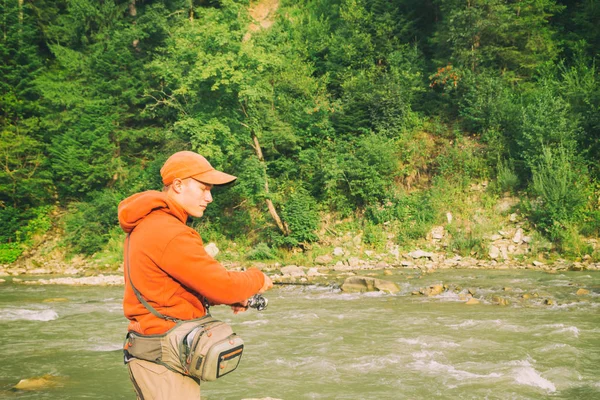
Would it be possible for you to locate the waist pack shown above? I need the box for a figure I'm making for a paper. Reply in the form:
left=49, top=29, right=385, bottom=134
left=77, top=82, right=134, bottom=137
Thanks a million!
left=124, top=316, right=244, bottom=381
left=123, top=233, right=244, bottom=381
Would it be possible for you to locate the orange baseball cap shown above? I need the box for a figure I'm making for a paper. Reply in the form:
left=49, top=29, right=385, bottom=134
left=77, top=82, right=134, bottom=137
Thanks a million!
left=160, top=151, right=237, bottom=186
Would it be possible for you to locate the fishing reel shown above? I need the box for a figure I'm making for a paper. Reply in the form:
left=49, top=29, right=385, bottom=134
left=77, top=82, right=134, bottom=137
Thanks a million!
left=247, top=294, right=268, bottom=311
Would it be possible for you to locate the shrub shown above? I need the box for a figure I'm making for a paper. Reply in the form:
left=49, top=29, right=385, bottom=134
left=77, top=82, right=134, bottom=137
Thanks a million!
left=0, top=206, right=25, bottom=243
left=435, top=137, right=488, bottom=187
left=517, top=86, right=579, bottom=174
left=526, top=147, right=589, bottom=240
left=271, top=188, right=319, bottom=248
left=0, top=242, right=23, bottom=264
left=246, top=242, right=277, bottom=260
left=63, top=190, right=121, bottom=255
left=494, top=159, right=520, bottom=194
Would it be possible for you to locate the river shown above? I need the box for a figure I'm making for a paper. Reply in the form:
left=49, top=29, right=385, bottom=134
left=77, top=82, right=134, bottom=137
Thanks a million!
left=1, top=269, right=598, bottom=399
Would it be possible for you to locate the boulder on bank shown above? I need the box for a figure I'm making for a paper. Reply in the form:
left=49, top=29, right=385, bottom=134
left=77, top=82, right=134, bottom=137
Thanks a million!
left=341, top=276, right=400, bottom=294
left=280, top=265, right=306, bottom=278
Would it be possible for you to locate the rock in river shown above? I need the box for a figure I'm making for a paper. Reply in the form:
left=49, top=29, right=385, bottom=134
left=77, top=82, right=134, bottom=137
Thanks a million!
left=341, top=276, right=400, bottom=294
left=14, top=374, right=65, bottom=390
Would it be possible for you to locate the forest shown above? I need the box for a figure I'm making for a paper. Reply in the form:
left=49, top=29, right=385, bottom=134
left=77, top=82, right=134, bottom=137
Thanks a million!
left=1, top=0, right=599, bottom=266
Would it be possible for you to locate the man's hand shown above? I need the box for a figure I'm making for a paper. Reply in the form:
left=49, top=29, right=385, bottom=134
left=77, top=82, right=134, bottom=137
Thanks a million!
left=230, top=299, right=248, bottom=314
left=259, top=273, right=273, bottom=294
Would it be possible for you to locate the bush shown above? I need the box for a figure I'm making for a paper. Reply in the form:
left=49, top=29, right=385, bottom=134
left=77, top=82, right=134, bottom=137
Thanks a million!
left=435, top=137, right=488, bottom=186
left=494, top=159, right=520, bottom=194
left=526, top=147, right=589, bottom=238
left=63, top=190, right=121, bottom=255
left=321, top=134, right=398, bottom=212
left=246, top=243, right=277, bottom=261
left=0, top=206, right=25, bottom=243
left=271, top=188, right=319, bottom=247
left=0, top=242, right=23, bottom=264
left=448, top=231, right=485, bottom=257
left=517, top=86, right=579, bottom=173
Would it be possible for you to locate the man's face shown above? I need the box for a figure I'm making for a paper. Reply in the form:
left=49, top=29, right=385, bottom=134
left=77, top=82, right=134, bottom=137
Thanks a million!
left=175, top=178, right=214, bottom=217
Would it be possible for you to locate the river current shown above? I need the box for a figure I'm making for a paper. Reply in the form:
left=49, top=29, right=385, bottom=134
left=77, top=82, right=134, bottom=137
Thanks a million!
left=1, top=269, right=598, bottom=399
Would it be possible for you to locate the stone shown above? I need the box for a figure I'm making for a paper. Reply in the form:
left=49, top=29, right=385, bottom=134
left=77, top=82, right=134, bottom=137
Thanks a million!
left=204, top=242, right=219, bottom=258
left=512, top=228, right=523, bottom=244
left=348, top=257, right=361, bottom=267
left=492, top=295, right=509, bottom=306
left=400, top=260, right=414, bottom=267
left=430, top=226, right=445, bottom=240
left=576, top=288, right=590, bottom=296
left=408, top=250, right=435, bottom=259
left=421, top=284, right=444, bottom=296
left=489, top=245, right=500, bottom=259
left=490, top=234, right=502, bottom=241
left=509, top=213, right=518, bottom=222
left=522, top=294, right=531, bottom=299
left=352, top=234, right=362, bottom=247
left=532, top=260, right=544, bottom=267
left=333, top=247, right=344, bottom=257
left=522, top=236, right=532, bottom=244
left=383, top=270, right=393, bottom=276
left=14, top=374, right=65, bottom=390
left=446, top=212, right=453, bottom=224
left=315, top=254, right=333, bottom=265
left=569, top=264, right=586, bottom=271
left=465, top=298, right=480, bottom=305
left=306, top=268, right=324, bottom=277
left=280, top=265, right=306, bottom=277
left=544, top=299, right=554, bottom=306
left=341, top=276, right=400, bottom=294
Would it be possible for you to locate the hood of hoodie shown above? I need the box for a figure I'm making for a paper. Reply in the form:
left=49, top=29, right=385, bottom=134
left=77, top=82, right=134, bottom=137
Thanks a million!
left=118, top=190, right=188, bottom=233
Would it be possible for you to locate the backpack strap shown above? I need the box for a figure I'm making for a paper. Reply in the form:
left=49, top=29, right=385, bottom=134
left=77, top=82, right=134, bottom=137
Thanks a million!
left=125, top=232, right=181, bottom=323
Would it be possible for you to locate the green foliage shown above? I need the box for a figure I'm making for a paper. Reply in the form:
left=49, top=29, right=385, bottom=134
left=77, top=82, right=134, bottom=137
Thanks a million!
left=320, top=134, right=398, bottom=213
left=0, top=206, right=25, bottom=243
left=0, top=242, right=23, bottom=264
left=435, top=137, right=488, bottom=186
left=272, top=188, right=320, bottom=247
left=526, top=147, right=589, bottom=239
left=366, top=190, right=437, bottom=243
left=517, top=85, right=579, bottom=173
left=447, top=229, right=485, bottom=258
left=16, top=206, right=53, bottom=244
left=1, top=0, right=598, bottom=260
left=494, top=159, right=520, bottom=194
left=245, top=243, right=277, bottom=261
left=63, top=190, right=120, bottom=255
left=432, top=0, right=562, bottom=79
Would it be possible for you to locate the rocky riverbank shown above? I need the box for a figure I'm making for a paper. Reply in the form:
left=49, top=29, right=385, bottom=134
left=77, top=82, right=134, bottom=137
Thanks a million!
left=1, top=222, right=598, bottom=286
left=1, top=246, right=598, bottom=287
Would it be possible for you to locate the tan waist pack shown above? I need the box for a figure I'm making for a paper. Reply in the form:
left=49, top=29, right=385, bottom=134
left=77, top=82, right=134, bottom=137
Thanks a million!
left=123, top=233, right=244, bottom=381
left=124, top=316, right=244, bottom=381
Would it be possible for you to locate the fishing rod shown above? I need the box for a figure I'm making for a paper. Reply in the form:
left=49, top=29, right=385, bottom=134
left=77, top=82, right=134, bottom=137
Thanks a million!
left=248, top=281, right=340, bottom=311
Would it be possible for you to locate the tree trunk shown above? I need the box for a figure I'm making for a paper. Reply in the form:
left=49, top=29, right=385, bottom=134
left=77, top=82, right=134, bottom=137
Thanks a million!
left=251, top=132, right=290, bottom=236
left=129, top=0, right=137, bottom=17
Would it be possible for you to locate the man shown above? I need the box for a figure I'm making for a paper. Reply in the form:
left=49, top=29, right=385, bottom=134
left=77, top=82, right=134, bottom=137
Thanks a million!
left=118, top=151, right=273, bottom=399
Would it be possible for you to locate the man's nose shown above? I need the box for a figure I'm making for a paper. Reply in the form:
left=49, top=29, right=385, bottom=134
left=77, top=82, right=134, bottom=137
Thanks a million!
left=205, top=190, right=213, bottom=203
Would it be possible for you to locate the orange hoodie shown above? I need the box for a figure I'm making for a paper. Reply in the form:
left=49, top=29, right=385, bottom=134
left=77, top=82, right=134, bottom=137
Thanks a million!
left=118, top=190, right=265, bottom=334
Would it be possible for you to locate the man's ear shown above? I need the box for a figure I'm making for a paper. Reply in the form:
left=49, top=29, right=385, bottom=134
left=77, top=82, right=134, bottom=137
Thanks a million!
left=171, top=178, right=184, bottom=194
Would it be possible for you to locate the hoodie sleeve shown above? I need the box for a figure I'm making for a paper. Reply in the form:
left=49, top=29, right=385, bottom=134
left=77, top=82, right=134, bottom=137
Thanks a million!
left=159, top=230, right=265, bottom=305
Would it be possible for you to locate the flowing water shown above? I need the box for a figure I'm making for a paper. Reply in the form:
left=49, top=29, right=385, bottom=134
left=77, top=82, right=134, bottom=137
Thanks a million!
left=1, top=269, right=599, bottom=399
